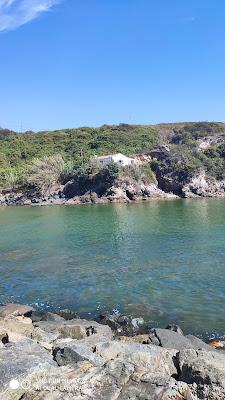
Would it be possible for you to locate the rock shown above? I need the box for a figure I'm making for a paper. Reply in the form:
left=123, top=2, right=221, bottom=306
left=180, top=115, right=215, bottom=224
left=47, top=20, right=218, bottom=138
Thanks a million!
left=0, top=329, right=9, bottom=345
left=0, top=303, right=34, bottom=318
left=95, top=341, right=178, bottom=379
left=95, top=311, right=144, bottom=336
left=166, top=324, right=183, bottom=335
left=185, top=334, right=216, bottom=352
left=95, top=311, right=121, bottom=331
left=131, top=317, right=145, bottom=329
left=34, top=318, right=113, bottom=344
left=154, top=378, right=196, bottom=400
left=0, top=337, right=57, bottom=398
left=178, top=349, right=225, bottom=399
left=31, top=327, right=59, bottom=351
left=53, top=341, right=106, bottom=367
left=59, top=324, right=87, bottom=339
left=30, top=310, right=65, bottom=323
left=117, top=334, right=151, bottom=344
left=56, top=309, right=80, bottom=320
left=150, top=328, right=215, bottom=351
left=0, top=315, right=34, bottom=338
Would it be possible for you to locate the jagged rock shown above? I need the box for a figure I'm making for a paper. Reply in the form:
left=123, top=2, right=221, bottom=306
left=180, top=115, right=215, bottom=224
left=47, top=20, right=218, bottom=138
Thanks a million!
left=166, top=324, right=183, bottom=335
left=56, top=309, right=80, bottom=320
left=185, top=334, right=216, bottom=352
left=0, top=315, right=34, bottom=338
left=0, top=304, right=224, bottom=400
left=0, top=337, right=57, bottom=398
left=31, top=327, right=59, bottom=351
left=53, top=341, right=106, bottom=367
left=30, top=310, right=65, bottom=323
left=0, top=303, right=34, bottom=318
left=131, top=317, right=145, bottom=329
left=34, top=318, right=113, bottom=344
left=95, top=341, right=178, bottom=379
left=154, top=378, right=196, bottom=400
left=95, top=311, right=145, bottom=336
left=178, top=349, right=225, bottom=399
left=150, top=328, right=215, bottom=351
left=117, top=334, right=151, bottom=344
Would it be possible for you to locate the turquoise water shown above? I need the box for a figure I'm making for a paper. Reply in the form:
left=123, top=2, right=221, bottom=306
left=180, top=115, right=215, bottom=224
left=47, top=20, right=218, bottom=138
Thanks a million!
left=0, top=200, right=225, bottom=337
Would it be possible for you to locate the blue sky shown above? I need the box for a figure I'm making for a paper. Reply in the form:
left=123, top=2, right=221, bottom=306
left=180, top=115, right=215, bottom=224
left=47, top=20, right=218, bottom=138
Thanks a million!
left=0, top=0, right=225, bottom=131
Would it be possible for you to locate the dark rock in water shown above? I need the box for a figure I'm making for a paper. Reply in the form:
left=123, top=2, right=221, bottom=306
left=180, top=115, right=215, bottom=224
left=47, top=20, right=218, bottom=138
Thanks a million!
left=56, top=309, right=80, bottom=320
left=95, top=311, right=145, bottom=336
left=166, top=324, right=184, bottom=335
left=95, top=311, right=121, bottom=332
left=30, top=311, right=65, bottom=323
left=117, top=315, right=130, bottom=326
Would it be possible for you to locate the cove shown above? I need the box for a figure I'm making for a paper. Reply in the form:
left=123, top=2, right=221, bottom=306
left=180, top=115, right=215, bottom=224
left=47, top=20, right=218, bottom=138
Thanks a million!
left=0, top=199, right=225, bottom=338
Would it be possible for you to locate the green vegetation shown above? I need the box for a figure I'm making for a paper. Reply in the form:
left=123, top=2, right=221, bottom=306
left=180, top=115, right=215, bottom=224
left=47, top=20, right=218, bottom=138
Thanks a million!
left=25, top=154, right=65, bottom=195
left=0, top=124, right=158, bottom=188
left=1, top=122, right=225, bottom=192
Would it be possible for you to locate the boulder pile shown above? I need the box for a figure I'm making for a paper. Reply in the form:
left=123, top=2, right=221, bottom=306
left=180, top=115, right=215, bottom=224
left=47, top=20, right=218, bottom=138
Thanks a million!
left=0, top=303, right=224, bottom=399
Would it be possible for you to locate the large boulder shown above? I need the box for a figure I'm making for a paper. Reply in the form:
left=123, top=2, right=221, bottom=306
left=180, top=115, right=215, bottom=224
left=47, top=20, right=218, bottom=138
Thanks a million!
left=0, top=304, right=34, bottom=318
left=30, top=310, right=65, bottom=323
left=178, top=349, right=225, bottom=399
left=0, top=315, right=34, bottom=338
left=151, top=329, right=215, bottom=352
left=34, top=318, right=113, bottom=344
left=95, top=341, right=178, bottom=381
left=0, top=337, right=57, bottom=399
left=53, top=341, right=106, bottom=367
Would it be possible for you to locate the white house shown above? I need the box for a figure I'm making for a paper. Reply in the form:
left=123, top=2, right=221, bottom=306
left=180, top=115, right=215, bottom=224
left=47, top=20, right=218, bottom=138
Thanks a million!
left=94, top=153, right=138, bottom=167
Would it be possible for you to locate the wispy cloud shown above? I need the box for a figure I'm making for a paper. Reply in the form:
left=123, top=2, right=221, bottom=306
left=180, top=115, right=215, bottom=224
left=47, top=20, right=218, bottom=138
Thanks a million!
left=0, top=0, right=61, bottom=32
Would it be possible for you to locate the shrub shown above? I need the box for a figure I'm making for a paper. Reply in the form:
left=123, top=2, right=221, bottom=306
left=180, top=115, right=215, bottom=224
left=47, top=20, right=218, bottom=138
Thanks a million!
left=119, top=163, right=156, bottom=185
left=25, top=154, right=65, bottom=194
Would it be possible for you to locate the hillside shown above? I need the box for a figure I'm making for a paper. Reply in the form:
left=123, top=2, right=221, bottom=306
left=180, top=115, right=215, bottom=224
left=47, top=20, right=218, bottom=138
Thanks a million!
left=1, top=121, right=225, bottom=204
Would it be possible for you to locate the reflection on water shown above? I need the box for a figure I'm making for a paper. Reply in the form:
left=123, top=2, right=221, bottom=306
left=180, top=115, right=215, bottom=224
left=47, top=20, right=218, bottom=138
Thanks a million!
left=0, top=199, right=225, bottom=337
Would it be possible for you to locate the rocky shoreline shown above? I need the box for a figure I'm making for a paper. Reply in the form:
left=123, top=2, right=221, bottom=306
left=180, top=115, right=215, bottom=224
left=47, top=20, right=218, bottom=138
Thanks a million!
left=0, top=184, right=177, bottom=207
left=0, top=303, right=225, bottom=399
left=1, top=169, right=225, bottom=207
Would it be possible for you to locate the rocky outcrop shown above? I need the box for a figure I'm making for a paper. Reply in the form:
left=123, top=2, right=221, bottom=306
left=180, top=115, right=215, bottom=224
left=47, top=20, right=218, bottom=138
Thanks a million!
left=0, top=303, right=225, bottom=399
left=182, top=172, right=225, bottom=198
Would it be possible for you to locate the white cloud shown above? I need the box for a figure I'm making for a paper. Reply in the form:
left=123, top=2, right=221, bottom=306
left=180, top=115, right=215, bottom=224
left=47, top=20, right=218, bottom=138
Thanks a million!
left=0, top=0, right=61, bottom=32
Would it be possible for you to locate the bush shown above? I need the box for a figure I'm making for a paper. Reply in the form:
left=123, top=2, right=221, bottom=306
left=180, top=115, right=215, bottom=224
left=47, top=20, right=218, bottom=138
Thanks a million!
left=119, top=163, right=156, bottom=185
left=25, top=154, right=65, bottom=194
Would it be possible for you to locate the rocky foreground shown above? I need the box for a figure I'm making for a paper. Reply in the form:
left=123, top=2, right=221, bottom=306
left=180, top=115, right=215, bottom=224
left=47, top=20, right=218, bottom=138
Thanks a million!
left=0, top=304, right=225, bottom=399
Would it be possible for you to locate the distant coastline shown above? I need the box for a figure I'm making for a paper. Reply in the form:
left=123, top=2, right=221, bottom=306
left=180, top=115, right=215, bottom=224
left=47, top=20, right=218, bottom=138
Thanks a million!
left=1, top=122, right=225, bottom=205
